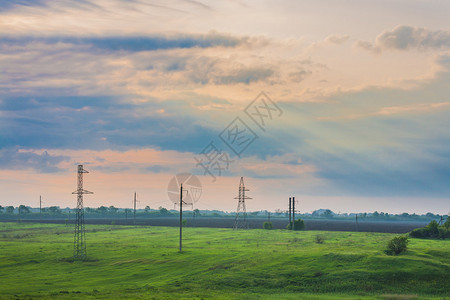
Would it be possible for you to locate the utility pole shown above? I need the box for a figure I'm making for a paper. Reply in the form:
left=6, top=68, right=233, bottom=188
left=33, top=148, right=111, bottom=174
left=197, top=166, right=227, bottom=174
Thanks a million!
left=133, top=192, right=137, bottom=223
left=355, top=214, right=358, bottom=232
left=39, top=195, right=42, bottom=216
left=289, top=197, right=292, bottom=225
left=179, top=184, right=187, bottom=252
left=292, top=196, right=295, bottom=229
left=268, top=211, right=271, bottom=223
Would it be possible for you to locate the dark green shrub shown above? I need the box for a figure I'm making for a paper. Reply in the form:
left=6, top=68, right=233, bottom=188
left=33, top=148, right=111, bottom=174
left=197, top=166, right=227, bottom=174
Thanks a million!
left=410, top=227, right=428, bottom=238
left=438, top=227, right=450, bottom=239
left=444, top=218, right=450, bottom=229
left=409, top=220, right=450, bottom=240
left=263, top=221, right=273, bottom=230
left=315, top=235, right=325, bottom=244
left=286, top=219, right=305, bottom=230
left=425, top=220, right=439, bottom=237
left=385, top=235, right=409, bottom=255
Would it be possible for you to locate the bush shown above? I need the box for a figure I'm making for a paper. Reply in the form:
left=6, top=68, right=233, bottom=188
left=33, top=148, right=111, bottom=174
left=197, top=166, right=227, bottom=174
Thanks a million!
left=410, top=227, right=428, bottom=238
left=409, top=220, right=449, bottom=239
left=315, top=235, right=325, bottom=244
left=263, top=221, right=273, bottom=230
left=286, top=219, right=305, bottom=231
left=425, top=220, right=439, bottom=237
left=385, top=235, right=409, bottom=255
left=438, top=227, right=450, bottom=239
left=444, top=217, right=450, bottom=229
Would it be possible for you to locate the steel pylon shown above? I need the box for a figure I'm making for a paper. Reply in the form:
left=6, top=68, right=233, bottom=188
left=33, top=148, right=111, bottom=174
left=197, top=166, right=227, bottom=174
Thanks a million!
left=233, top=177, right=251, bottom=229
left=72, top=165, right=93, bottom=259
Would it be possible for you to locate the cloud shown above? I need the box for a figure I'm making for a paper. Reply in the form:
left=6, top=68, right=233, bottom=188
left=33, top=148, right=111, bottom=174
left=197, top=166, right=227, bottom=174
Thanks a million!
left=277, top=57, right=450, bottom=198
left=0, top=0, right=48, bottom=12
left=377, top=102, right=450, bottom=116
left=0, top=147, right=69, bottom=173
left=356, top=25, right=450, bottom=52
left=0, top=33, right=245, bottom=53
left=325, top=34, right=350, bottom=45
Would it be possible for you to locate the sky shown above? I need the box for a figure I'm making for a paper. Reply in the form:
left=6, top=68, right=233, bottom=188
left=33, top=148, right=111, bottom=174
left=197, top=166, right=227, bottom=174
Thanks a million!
left=0, top=0, right=449, bottom=214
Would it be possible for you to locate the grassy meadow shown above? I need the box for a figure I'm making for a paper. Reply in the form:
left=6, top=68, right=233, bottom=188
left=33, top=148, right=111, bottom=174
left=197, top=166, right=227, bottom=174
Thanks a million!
left=0, top=222, right=448, bottom=299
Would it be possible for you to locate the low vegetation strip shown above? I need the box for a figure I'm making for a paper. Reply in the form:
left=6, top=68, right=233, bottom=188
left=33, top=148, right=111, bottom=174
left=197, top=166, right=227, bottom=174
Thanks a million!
left=0, top=222, right=448, bottom=299
left=4, top=217, right=429, bottom=233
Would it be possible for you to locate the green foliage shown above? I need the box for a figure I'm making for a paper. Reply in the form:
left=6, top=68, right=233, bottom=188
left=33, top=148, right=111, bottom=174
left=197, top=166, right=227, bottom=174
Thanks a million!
left=97, top=206, right=108, bottom=214
left=444, top=217, right=450, bottom=229
left=6, top=206, right=14, bottom=214
left=48, top=206, right=61, bottom=214
left=158, top=207, right=169, bottom=214
left=315, top=234, right=325, bottom=244
left=426, top=220, right=439, bottom=235
left=385, top=235, right=409, bottom=255
left=286, top=219, right=305, bottom=230
left=263, top=221, right=273, bottom=230
left=109, top=206, right=118, bottom=214
left=18, top=205, right=30, bottom=214
left=409, top=220, right=450, bottom=239
left=182, top=219, right=187, bottom=226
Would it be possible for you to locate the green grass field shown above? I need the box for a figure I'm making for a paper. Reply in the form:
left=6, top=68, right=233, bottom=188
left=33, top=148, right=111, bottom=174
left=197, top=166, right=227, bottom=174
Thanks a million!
left=0, top=222, right=448, bottom=299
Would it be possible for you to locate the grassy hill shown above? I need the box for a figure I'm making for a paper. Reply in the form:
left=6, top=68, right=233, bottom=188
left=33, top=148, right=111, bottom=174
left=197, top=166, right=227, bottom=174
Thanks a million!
left=0, top=222, right=448, bottom=299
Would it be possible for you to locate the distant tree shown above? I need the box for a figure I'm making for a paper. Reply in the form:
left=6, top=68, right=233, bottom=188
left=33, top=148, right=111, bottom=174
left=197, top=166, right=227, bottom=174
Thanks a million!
left=6, top=206, right=15, bottom=214
left=373, top=211, right=379, bottom=217
left=109, top=206, right=118, bottom=214
left=48, top=206, right=61, bottom=214
left=97, top=206, right=108, bottom=214
left=145, top=206, right=151, bottom=213
left=426, top=212, right=436, bottom=218
left=18, top=205, right=30, bottom=214
left=158, top=207, right=168, bottom=214
left=124, top=208, right=132, bottom=217
left=401, top=213, right=410, bottom=218
left=0, top=205, right=4, bottom=213
left=85, top=207, right=95, bottom=213
left=323, top=209, right=334, bottom=218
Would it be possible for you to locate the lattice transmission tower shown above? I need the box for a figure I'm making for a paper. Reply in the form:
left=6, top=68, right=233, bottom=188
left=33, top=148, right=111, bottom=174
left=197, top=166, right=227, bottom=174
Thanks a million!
left=233, top=177, right=251, bottom=229
left=72, top=165, right=93, bottom=259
